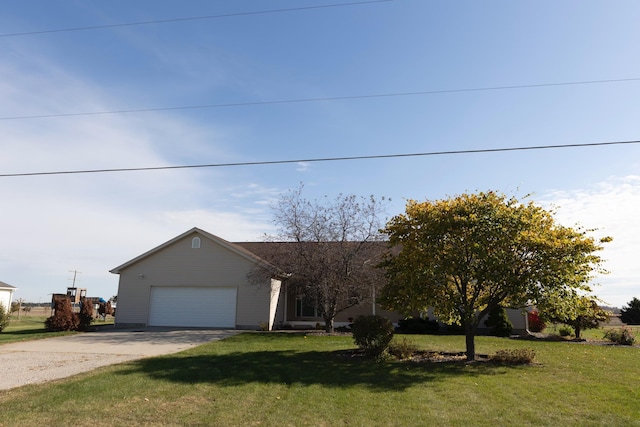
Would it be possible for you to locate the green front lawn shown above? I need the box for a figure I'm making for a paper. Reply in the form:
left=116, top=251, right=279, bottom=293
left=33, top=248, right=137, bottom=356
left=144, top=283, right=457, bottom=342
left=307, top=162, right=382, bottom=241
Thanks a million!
left=0, top=315, right=114, bottom=344
left=0, top=316, right=74, bottom=343
left=0, top=332, right=638, bottom=426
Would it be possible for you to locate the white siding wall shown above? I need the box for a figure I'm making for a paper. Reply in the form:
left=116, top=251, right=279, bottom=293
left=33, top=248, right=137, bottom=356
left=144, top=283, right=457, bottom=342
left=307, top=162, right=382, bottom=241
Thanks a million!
left=268, top=279, right=282, bottom=330
left=0, top=290, right=13, bottom=312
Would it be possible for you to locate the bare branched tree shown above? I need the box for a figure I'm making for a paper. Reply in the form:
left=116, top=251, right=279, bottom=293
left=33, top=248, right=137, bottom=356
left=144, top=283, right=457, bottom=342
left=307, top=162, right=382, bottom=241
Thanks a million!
left=250, top=185, right=389, bottom=332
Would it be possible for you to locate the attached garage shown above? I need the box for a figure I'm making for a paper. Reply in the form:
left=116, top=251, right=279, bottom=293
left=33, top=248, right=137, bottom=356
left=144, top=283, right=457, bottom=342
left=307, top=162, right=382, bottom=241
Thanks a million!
left=110, top=228, right=285, bottom=330
left=148, top=286, right=237, bottom=328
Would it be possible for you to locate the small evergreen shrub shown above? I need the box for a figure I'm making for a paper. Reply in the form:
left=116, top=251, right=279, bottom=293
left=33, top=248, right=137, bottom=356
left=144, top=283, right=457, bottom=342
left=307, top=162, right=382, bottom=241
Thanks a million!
left=558, top=325, right=573, bottom=337
left=484, top=306, right=513, bottom=337
left=397, top=317, right=439, bottom=334
left=0, top=303, right=10, bottom=332
left=604, top=328, right=636, bottom=346
left=388, top=338, right=418, bottom=360
left=527, top=311, right=546, bottom=332
left=78, top=299, right=94, bottom=330
left=352, top=314, right=394, bottom=357
left=491, top=348, right=536, bottom=364
left=45, top=298, right=80, bottom=332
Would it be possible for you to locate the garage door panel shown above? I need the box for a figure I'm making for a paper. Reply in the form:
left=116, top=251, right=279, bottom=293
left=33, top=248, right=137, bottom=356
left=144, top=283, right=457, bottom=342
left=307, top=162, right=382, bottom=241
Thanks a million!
left=149, top=287, right=236, bottom=328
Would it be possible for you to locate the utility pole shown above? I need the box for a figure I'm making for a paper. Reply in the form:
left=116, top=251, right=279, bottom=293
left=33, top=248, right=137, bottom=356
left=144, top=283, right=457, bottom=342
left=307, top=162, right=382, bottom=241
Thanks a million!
left=69, top=270, right=81, bottom=287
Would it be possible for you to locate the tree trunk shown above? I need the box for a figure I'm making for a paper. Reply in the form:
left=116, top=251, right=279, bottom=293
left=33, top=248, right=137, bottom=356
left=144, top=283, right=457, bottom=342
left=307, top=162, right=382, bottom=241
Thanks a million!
left=574, top=325, right=582, bottom=339
left=465, top=322, right=476, bottom=361
left=324, top=316, right=334, bottom=333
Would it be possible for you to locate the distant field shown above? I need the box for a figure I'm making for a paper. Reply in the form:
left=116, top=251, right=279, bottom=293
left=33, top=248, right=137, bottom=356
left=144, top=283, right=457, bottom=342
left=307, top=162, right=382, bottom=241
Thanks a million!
left=10, top=306, right=52, bottom=317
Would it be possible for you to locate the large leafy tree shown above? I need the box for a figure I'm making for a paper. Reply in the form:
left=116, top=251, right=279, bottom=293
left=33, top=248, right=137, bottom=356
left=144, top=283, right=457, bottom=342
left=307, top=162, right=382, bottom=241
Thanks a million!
left=379, top=191, right=610, bottom=360
left=254, top=185, right=388, bottom=333
left=620, top=297, right=640, bottom=325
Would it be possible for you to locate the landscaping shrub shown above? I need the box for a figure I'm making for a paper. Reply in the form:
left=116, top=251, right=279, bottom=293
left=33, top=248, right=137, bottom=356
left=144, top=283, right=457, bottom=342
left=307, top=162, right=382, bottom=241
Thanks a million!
left=78, top=299, right=94, bottom=330
left=603, top=328, right=636, bottom=346
left=527, top=310, right=546, bottom=332
left=484, top=306, right=513, bottom=337
left=388, top=337, right=418, bottom=360
left=0, top=303, right=10, bottom=332
left=491, top=348, right=536, bottom=364
left=558, top=325, right=573, bottom=337
left=397, top=317, right=439, bottom=334
left=352, top=314, right=394, bottom=357
left=45, top=298, right=80, bottom=332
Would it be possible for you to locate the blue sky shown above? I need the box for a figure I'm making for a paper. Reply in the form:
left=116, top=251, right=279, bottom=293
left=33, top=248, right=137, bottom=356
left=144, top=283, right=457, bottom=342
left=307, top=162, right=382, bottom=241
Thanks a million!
left=1, top=0, right=638, bottom=307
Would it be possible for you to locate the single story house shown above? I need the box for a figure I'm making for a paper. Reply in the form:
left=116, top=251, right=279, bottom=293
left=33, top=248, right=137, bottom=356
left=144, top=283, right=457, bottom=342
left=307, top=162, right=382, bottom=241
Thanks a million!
left=0, top=281, right=17, bottom=312
left=110, top=227, right=527, bottom=332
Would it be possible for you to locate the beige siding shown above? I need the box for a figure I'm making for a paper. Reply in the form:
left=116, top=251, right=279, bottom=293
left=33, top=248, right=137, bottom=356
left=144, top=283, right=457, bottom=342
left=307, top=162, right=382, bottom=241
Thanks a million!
left=505, top=308, right=527, bottom=333
left=115, top=231, right=273, bottom=329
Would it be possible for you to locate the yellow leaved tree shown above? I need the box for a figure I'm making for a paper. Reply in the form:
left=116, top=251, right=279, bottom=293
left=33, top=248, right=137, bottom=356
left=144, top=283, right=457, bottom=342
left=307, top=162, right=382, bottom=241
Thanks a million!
left=379, top=191, right=610, bottom=360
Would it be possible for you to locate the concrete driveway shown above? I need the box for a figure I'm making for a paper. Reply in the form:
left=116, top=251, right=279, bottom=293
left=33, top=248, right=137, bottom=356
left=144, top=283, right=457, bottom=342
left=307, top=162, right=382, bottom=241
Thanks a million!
left=0, top=327, right=239, bottom=390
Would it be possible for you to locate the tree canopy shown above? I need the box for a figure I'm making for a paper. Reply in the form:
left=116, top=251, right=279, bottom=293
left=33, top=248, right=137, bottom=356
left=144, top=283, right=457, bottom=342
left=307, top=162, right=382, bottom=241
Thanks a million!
left=379, top=191, right=610, bottom=360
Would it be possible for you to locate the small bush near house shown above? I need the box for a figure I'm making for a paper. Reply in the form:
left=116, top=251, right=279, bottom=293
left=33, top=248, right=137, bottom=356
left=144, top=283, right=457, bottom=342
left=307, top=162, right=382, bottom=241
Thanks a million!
left=603, top=328, right=636, bottom=346
left=558, top=325, right=573, bottom=337
left=484, top=306, right=513, bottom=337
left=397, top=317, right=439, bottom=334
left=527, top=310, right=546, bottom=332
left=351, top=314, right=394, bottom=357
left=45, top=298, right=80, bottom=332
left=491, top=348, right=536, bottom=364
left=388, top=337, right=418, bottom=360
left=0, top=304, right=10, bottom=332
left=78, top=299, right=94, bottom=330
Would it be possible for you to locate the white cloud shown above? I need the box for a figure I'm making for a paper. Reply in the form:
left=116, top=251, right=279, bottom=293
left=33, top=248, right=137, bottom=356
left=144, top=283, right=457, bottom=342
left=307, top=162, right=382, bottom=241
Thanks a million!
left=296, top=161, right=310, bottom=172
left=0, top=52, right=276, bottom=302
left=542, top=175, right=640, bottom=307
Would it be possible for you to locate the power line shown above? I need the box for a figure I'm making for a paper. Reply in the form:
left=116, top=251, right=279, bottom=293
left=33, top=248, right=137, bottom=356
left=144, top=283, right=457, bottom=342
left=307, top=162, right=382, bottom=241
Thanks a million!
left=0, top=0, right=392, bottom=38
left=2, top=77, right=639, bottom=121
left=1, top=139, right=638, bottom=178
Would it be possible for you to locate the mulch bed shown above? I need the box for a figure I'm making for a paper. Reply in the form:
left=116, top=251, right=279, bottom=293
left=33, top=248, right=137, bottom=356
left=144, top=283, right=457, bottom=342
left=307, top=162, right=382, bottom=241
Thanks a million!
left=337, top=348, right=492, bottom=363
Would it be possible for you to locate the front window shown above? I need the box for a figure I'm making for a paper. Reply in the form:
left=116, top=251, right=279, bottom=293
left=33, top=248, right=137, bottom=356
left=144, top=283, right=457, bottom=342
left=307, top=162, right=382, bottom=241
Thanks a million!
left=296, top=297, right=318, bottom=318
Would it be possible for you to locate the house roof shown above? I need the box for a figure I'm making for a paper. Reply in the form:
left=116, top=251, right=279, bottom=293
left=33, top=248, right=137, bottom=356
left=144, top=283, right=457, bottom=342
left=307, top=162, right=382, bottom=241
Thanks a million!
left=109, top=227, right=281, bottom=275
left=0, top=281, right=17, bottom=291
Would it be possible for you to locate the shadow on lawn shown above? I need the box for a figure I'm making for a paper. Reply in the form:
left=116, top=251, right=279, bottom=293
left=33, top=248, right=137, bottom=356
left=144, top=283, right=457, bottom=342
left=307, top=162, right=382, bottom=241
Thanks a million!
left=117, top=348, right=511, bottom=392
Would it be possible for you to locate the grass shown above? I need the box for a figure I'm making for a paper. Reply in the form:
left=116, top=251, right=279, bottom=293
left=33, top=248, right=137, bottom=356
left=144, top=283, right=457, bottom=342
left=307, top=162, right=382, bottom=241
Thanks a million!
left=0, top=332, right=638, bottom=426
left=0, top=314, right=115, bottom=344
left=546, top=323, right=640, bottom=341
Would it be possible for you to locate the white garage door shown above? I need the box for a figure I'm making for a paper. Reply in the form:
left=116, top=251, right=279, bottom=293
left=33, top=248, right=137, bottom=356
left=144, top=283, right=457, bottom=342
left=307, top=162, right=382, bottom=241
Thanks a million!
left=149, top=287, right=236, bottom=328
